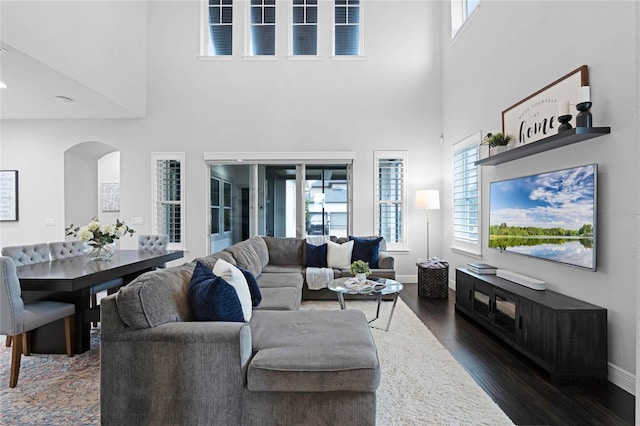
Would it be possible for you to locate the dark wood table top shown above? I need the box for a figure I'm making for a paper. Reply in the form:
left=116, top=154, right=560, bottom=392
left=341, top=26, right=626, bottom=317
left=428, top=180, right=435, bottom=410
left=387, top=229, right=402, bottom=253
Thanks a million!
left=17, top=249, right=184, bottom=292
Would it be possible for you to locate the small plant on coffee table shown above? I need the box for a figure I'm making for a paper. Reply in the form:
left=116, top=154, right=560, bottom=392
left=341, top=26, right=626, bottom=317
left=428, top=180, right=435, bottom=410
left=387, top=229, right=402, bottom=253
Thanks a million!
left=350, top=260, right=371, bottom=276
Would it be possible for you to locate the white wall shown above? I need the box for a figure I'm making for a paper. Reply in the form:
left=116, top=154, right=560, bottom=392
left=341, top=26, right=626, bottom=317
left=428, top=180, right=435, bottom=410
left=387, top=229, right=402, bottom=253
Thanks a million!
left=0, top=0, right=443, bottom=273
left=440, top=1, right=637, bottom=392
left=1, top=0, right=148, bottom=116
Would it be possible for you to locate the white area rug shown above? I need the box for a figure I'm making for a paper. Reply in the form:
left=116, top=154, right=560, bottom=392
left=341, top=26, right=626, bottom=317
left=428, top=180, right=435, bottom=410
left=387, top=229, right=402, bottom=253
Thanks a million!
left=0, top=300, right=513, bottom=425
left=301, top=299, right=514, bottom=426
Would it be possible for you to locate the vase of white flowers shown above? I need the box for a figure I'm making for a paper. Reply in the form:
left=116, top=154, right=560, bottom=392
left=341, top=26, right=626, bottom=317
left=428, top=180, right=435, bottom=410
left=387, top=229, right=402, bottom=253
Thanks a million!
left=66, top=219, right=135, bottom=261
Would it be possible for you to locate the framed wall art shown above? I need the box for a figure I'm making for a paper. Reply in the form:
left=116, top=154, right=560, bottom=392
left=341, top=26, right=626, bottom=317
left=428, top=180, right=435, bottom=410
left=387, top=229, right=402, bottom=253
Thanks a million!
left=502, top=65, right=589, bottom=146
left=101, top=182, right=121, bottom=212
left=0, top=170, right=19, bottom=221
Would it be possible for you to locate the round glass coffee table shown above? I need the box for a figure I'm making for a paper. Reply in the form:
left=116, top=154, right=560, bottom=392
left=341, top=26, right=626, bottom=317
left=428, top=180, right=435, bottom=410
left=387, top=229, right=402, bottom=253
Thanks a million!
left=328, top=277, right=404, bottom=331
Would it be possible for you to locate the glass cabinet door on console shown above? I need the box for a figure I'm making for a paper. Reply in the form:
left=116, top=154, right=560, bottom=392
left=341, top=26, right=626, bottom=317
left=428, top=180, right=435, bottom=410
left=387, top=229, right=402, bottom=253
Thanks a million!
left=472, top=281, right=492, bottom=325
left=493, top=289, right=517, bottom=339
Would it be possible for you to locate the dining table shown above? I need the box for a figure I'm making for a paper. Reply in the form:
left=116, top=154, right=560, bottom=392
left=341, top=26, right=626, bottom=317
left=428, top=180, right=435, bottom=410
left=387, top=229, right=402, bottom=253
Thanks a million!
left=16, top=249, right=184, bottom=354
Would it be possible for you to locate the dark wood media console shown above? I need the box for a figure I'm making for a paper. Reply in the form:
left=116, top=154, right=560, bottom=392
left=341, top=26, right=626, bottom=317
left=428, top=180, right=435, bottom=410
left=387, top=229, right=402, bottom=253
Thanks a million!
left=455, top=268, right=607, bottom=384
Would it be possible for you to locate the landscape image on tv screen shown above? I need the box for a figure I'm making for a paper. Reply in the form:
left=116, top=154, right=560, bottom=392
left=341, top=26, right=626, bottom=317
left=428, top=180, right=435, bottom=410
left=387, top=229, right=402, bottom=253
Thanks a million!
left=489, top=164, right=596, bottom=270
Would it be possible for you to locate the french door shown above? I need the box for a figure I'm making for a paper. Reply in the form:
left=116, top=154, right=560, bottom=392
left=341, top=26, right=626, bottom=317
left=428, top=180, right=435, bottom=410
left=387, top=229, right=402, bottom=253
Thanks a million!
left=205, top=154, right=353, bottom=253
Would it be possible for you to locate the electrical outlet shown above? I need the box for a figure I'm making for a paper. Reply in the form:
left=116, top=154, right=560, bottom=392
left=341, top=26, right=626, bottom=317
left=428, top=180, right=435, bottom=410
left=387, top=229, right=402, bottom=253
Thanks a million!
left=131, top=217, right=144, bottom=225
left=44, top=217, right=55, bottom=226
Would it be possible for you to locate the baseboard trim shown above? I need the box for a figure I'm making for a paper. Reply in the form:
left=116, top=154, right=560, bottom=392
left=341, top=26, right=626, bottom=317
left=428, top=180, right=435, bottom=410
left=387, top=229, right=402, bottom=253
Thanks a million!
left=608, top=362, right=636, bottom=395
left=398, top=274, right=417, bottom=283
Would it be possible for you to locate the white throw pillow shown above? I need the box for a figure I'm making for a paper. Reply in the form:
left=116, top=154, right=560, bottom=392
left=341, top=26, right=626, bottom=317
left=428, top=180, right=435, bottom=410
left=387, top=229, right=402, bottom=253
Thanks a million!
left=213, top=258, right=252, bottom=321
left=326, top=240, right=354, bottom=270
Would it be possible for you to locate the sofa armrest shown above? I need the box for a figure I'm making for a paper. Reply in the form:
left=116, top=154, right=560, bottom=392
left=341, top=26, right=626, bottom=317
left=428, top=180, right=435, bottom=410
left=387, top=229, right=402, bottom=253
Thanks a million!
left=378, top=252, right=394, bottom=270
left=101, top=317, right=252, bottom=425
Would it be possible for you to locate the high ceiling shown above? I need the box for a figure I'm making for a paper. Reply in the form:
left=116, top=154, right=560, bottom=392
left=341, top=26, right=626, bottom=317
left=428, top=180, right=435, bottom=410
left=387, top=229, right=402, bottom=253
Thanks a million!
left=0, top=43, right=142, bottom=120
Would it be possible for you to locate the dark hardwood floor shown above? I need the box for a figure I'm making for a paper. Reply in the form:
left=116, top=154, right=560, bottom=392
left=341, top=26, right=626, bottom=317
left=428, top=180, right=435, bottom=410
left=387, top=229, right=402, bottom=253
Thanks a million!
left=400, top=283, right=635, bottom=426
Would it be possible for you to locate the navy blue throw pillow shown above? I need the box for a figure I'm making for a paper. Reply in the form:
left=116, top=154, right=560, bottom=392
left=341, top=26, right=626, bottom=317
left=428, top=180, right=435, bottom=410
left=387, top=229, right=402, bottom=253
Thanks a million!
left=189, top=261, right=244, bottom=322
left=350, top=236, right=383, bottom=268
left=305, top=242, right=328, bottom=268
left=234, top=264, right=262, bottom=307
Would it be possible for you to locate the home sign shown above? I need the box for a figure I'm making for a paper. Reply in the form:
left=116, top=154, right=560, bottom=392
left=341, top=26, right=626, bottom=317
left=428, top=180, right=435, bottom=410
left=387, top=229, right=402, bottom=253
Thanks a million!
left=502, top=65, right=589, bottom=146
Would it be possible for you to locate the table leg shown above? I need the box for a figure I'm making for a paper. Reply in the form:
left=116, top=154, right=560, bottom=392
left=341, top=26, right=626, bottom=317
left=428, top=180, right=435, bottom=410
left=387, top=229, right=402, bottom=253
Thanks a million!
left=337, top=293, right=346, bottom=310
left=370, top=292, right=400, bottom=332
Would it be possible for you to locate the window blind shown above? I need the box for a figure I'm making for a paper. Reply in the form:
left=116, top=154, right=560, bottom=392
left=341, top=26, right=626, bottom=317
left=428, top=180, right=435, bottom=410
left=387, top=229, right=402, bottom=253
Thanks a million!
left=155, top=159, right=182, bottom=243
left=453, top=144, right=479, bottom=243
left=251, top=0, right=276, bottom=55
left=334, top=0, right=360, bottom=55
left=293, top=0, right=318, bottom=55
left=376, top=156, right=406, bottom=246
left=208, top=0, right=233, bottom=56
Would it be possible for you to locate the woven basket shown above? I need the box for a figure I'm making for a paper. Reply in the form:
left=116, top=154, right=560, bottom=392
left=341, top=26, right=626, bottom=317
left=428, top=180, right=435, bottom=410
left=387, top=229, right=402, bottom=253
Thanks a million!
left=417, top=261, right=449, bottom=299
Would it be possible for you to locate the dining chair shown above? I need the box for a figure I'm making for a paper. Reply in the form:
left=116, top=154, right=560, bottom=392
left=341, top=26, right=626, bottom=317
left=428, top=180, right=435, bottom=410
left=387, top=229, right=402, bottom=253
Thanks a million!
left=138, top=235, right=170, bottom=269
left=1, top=243, right=51, bottom=349
left=138, top=234, right=170, bottom=252
left=48, top=241, right=123, bottom=327
left=0, top=256, right=75, bottom=387
left=1, top=243, right=50, bottom=266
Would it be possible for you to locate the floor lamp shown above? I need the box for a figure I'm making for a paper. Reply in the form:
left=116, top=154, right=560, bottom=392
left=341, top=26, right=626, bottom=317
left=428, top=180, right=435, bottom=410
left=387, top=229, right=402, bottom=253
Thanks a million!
left=415, top=189, right=440, bottom=260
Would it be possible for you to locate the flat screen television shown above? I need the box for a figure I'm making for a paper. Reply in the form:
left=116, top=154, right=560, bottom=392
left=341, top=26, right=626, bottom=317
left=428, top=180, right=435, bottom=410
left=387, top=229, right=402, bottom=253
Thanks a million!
left=489, top=163, right=597, bottom=271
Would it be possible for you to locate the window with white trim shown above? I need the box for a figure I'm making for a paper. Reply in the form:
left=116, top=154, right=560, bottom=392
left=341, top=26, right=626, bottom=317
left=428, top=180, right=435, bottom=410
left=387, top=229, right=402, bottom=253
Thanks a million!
left=292, top=0, right=318, bottom=55
left=374, top=151, right=408, bottom=251
left=334, top=0, right=361, bottom=56
left=451, top=0, right=479, bottom=39
left=250, top=0, right=276, bottom=55
left=205, top=0, right=233, bottom=56
left=452, top=133, right=480, bottom=254
left=152, top=153, right=185, bottom=249
left=211, top=176, right=233, bottom=236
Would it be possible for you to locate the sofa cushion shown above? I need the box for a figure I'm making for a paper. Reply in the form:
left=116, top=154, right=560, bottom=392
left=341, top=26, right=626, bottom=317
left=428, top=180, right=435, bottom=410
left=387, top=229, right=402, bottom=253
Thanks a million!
left=253, top=287, right=301, bottom=311
left=247, top=236, right=270, bottom=270
left=350, top=236, right=383, bottom=268
left=257, top=271, right=304, bottom=290
left=235, top=265, right=262, bottom=307
left=327, top=240, right=354, bottom=270
left=189, top=261, right=245, bottom=322
left=261, top=265, right=304, bottom=274
left=213, top=258, right=253, bottom=321
left=263, top=237, right=304, bottom=266
left=225, top=239, right=264, bottom=278
left=193, top=251, right=237, bottom=270
left=248, top=310, right=380, bottom=392
left=115, top=265, right=193, bottom=329
left=304, top=242, right=328, bottom=268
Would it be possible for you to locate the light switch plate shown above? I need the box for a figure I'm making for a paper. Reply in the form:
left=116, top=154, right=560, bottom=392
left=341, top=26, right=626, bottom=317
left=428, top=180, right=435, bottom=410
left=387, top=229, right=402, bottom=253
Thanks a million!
left=44, top=217, right=55, bottom=226
left=131, top=217, right=144, bottom=225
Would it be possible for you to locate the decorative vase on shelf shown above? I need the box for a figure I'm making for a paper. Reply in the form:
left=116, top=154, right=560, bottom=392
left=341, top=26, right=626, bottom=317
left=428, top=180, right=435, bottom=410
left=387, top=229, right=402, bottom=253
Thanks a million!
left=355, top=273, right=367, bottom=282
left=84, top=242, right=116, bottom=261
left=490, top=145, right=508, bottom=156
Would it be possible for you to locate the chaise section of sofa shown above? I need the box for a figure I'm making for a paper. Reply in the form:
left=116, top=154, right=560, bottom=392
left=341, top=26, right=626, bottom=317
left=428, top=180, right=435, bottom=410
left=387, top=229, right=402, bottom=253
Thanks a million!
left=100, top=256, right=380, bottom=426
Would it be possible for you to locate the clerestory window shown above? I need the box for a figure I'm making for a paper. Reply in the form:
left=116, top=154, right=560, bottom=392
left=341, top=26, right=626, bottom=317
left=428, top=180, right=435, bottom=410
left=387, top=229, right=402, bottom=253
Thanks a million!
left=250, top=0, right=276, bottom=56
left=292, top=0, right=318, bottom=55
left=206, top=0, right=233, bottom=56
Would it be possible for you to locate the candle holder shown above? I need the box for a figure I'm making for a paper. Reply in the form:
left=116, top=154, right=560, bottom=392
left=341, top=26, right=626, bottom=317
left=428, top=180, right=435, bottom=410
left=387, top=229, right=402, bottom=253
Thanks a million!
left=576, top=101, right=593, bottom=127
left=557, top=114, right=573, bottom=133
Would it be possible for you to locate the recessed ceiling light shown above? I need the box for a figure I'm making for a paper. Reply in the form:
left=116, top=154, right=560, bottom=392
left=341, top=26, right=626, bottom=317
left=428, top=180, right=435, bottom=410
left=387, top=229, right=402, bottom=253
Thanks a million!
left=54, top=95, right=74, bottom=103
left=0, top=81, right=6, bottom=89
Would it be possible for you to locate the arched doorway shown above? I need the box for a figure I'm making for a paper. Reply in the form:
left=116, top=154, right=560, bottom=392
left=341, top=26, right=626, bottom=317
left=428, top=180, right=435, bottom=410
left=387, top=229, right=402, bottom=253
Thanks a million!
left=64, top=142, right=120, bottom=230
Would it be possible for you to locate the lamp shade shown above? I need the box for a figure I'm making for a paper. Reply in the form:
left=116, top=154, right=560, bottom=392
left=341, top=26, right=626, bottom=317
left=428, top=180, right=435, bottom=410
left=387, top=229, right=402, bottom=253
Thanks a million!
left=415, top=189, right=440, bottom=210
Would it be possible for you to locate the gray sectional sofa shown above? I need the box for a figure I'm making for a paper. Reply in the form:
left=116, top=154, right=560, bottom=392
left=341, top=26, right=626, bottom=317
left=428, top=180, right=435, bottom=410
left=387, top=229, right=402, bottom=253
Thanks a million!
left=101, top=236, right=394, bottom=425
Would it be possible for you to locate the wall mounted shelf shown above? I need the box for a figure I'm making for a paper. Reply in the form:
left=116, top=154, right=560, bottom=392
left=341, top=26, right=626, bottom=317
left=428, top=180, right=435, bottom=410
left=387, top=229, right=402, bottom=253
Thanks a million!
left=476, top=127, right=611, bottom=166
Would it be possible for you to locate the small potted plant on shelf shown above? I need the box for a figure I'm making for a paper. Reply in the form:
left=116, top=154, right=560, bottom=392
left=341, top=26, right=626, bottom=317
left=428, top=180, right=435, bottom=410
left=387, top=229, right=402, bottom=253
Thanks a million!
left=350, top=260, right=371, bottom=282
left=485, top=132, right=515, bottom=155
